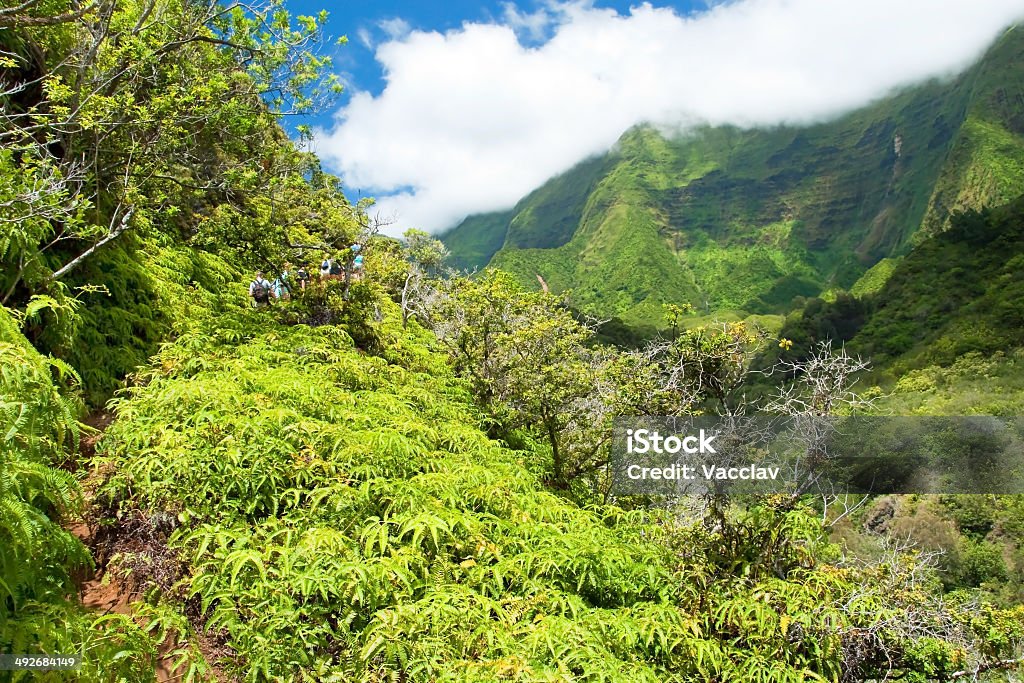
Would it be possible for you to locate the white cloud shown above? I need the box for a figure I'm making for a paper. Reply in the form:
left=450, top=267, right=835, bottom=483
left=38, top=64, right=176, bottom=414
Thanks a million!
left=377, top=17, right=412, bottom=41
left=356, top=27, right=373, bottom=50
left=316, top=0, right=1024, bottom=234
left=501, top=2, right=556, bottom=42
left=357, top=17, right=414, bottom=51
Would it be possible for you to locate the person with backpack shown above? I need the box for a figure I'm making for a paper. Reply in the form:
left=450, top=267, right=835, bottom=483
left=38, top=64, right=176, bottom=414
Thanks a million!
left=296, top=263, right=310, bottom=291
left=249, top=271, right=272, bottom=308
left=274, top=263, right=292, bottom=301
left=329, top=256, right=344, bottom=278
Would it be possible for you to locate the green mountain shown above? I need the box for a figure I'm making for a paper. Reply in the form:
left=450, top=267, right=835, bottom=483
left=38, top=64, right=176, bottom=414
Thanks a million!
left=772, top=192, right=1024, bottom=378
left=856, top=196, right=1024, bottom=367
left=443, top=26, right=1024, bottom=326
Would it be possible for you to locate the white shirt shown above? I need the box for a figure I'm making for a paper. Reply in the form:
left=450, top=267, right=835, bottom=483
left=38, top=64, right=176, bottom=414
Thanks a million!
left=249, top=278, right=271, bottom=296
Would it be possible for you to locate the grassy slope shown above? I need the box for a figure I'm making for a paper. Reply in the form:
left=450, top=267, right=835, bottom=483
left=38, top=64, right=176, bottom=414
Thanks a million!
left=492, top=133, right=703, bottom=324
left=875, top=349, right=1024, bottom=417
left=446, top=27, right=1024, bottom=327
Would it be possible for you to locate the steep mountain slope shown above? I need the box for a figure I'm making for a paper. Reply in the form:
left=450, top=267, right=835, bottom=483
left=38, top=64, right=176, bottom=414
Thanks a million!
left=444, top=26, right=1024, bottom=326
left=920, top=26, right=1024, bottom=234
left=444, top=154, right=611, bottom=271
left=856, top=195, right=1024, bottom=366
left=760, top=193, right=1024, bottom=413
left=775, top=193, right=1024, bottom=371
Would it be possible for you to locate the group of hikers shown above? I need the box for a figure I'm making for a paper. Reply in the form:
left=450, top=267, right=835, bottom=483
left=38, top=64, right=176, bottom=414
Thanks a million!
left=248, top=243, right=365, bottom=307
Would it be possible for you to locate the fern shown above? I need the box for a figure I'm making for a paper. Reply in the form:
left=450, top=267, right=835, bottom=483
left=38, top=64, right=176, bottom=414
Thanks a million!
left=83, top=296, right=1024, bottom=682
left=0, top=305, right=164, bottom=675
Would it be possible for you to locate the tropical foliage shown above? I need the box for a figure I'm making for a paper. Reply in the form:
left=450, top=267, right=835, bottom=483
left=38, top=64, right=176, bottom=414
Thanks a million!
left=91, top=296, right=1024, bottom=681
left=3, top=1, right=1024, bottom=681
left=0, top=305, right=158, bottom=681
left=1, top=0, right=363, bottom=405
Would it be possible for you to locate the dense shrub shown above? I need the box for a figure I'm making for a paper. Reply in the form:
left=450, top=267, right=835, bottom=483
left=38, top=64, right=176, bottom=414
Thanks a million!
left=1, top=306, right=158, bottom=680
left=91, top=300, right=1024, bottom=682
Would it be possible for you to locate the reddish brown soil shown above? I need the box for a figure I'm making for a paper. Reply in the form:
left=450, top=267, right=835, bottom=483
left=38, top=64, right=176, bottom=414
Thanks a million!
left=71, top=523, right=178, bottom=681
left=70, top=413, right=233, bottom=682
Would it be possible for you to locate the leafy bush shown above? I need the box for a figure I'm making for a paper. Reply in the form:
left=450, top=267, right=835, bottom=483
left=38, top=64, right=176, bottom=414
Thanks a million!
left=0, top=306, right=87, bottom=612
left=1, top=306, right=157, bottom=678
left=952, top=539, right=1008, bottom=588
left=91, top=298, right=1024, bottom=681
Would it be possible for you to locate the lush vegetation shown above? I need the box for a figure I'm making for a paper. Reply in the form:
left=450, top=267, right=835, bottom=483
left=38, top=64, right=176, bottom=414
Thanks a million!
left=89, top=292, right=1024, bottom=681
left=753, top=192, right=1024, bottom=616
left=767, top=194, right=1024, bottom=377
left=444, top=28, right=1024, bottom=327
left=3, top=1, right=1024, bottom=681
left=854, top=198, right=1024, bottom=371
left=1, top=0, right=363, bottom=405
left=1, top=305, right=159, bottom=680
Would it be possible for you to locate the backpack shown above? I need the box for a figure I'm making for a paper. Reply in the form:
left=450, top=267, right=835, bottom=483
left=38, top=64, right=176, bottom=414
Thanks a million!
left=251, top=280, right=269, bottom=299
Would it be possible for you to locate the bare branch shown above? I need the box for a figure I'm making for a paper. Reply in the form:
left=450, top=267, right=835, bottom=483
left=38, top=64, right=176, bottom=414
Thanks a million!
left=48, top=208, right=132, bottom=281
left=0, top=0, right=45, bottom=17
left=950, top=657, right=1024, bottom=680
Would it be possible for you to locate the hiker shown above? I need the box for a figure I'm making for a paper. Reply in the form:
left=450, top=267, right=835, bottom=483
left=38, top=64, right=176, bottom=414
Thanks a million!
left=330, top=256, right=344, bottom=278
left=274, top=263, right=292, bottom=301
left=296, top=263, right=310, bottom=291
left=344, top=243, right=364, bottom=282
left=249, top=271, right=272, bottom=308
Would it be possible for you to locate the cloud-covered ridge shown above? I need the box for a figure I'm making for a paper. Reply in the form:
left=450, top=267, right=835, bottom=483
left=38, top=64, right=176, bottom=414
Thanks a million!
left=315, top=0, right=1024, bottom=233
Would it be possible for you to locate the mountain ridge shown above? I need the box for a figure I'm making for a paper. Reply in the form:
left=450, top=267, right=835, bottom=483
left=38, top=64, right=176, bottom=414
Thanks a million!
left=443, top=25, right=1024, bottom=326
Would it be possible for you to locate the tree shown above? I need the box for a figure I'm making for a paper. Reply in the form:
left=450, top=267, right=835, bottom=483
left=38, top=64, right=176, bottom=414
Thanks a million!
left=397, top=229, right=448, bottom=329
left=427, top=270, right=612, bottom=488
left=611, top=319, right=768, bottom=417
left=0, top=0, right=345, bottom=308
left=765, top=341, right=876, bottom=519
left=401, top=228, right=448, bottom=273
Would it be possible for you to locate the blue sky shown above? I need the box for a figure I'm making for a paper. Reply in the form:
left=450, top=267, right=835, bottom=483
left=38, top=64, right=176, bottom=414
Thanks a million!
left=280, top=1, right=1024, bottom=234
left=285, top=1, right=707, bottom=127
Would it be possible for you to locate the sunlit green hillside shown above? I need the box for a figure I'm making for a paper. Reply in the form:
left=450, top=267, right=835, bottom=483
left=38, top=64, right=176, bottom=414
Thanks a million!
left=444, top=27, right=1024, bottom=326
left=5, top=2, right=1024, bottom=681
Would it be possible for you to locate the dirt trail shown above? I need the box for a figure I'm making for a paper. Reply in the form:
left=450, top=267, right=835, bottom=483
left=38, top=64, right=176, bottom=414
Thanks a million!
left=71, top=411, right=228, bottom=682
left=70, top=523, right=180, bottom=682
